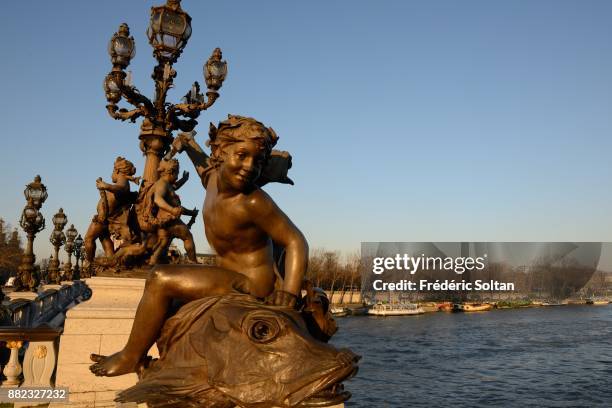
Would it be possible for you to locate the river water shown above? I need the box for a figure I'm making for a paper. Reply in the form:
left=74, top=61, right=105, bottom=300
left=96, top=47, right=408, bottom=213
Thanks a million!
left=332, top=305, right=612, bottom=407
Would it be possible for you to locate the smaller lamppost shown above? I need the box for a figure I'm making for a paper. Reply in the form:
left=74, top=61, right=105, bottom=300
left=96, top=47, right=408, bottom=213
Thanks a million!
left=16, top=176, right=48, bottom=292
left=79, top=250, right=87, bottom=278
left=63, top=224, right=78, bottom=281
left=73, top=235, right=84, bottom=280
left=48, top=208, right=67, bottom=285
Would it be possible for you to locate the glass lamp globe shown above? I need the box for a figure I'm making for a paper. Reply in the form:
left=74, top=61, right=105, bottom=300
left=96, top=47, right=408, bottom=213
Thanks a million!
left=108, top=23, right=136, bottom=69
left=147, top=0, right=192, bottom=63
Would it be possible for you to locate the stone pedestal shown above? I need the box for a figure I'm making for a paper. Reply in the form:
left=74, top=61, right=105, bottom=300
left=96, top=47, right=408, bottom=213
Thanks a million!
left=52, top=277, right=156, bottom=408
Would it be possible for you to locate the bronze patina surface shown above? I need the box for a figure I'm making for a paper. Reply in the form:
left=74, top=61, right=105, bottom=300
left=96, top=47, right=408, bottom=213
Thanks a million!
left=87, top=2, right=360, bottom=405
left=90, top=116, right=359, bottom=406
left=90, top=0, right=229, bottom=271
left=116, top=294, right=359, bottom=408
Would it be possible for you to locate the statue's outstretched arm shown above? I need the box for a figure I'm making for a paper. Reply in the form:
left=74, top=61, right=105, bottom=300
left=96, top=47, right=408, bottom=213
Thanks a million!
left=173, top=171, right=189, bottom=190
left=96, top=177, right=130, bottom=194
left=167, top=131, right=210, bottom=185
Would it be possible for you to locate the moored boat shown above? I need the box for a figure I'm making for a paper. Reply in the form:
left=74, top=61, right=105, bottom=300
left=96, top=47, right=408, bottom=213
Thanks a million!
left=347, top=305, right=370, bottom=316
left=437, top=302, right=453, bottom=312
left=418, top=302, right=440, bottom=313
left=458, top=302, right=493, bottom=312
left=367, top=302, right=425, bottom=316
left=330, top=306, right=349, bottom=317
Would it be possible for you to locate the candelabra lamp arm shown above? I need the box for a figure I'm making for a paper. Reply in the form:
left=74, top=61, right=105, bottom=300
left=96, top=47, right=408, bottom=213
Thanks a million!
left=169, top=117, right=198, bottom=132
left=171, top=90, right=219, bottom=117
left=106, top=104, right=146, bottom=122
left=104, top=69, right=154, bottom=122
left=122, top=86, right=155, bottom=116
left=165, top=91, right=219, bottom=132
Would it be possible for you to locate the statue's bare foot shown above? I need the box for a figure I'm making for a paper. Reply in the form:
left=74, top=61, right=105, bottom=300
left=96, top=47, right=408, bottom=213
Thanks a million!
left=89, top=352, right=140, bottom=377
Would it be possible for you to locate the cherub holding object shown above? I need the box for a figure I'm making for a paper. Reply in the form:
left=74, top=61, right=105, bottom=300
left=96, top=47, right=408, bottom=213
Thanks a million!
left=137, top=159, right=198, bottom=265
left=90, top=115, right=307, bottom=377
left=84, top=157, right=140, bottom=266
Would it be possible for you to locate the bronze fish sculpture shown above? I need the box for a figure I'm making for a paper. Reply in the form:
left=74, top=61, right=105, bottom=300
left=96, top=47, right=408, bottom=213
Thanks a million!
left=116, top=293, right=360, bottom=408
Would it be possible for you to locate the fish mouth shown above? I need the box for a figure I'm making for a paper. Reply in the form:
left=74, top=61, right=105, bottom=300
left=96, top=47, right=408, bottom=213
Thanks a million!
left=287, top=350, right=360, bottom=407
left=297, top=366, right=358, bottom=407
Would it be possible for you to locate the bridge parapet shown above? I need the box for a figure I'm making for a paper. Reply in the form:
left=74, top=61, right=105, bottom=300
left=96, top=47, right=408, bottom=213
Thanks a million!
left=0, top=281, right=91, bottom=391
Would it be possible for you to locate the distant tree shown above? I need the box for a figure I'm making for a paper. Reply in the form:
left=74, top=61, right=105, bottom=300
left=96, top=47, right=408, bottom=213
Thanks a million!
left=343, top=252, right=361, bottom=303
left=0, top=219, right=6, bottom=247
left=323, top=251, right=340, bottom=297
left=306, top=248, right=326, bottom=287
left=0, top=219, right=24, bottom=284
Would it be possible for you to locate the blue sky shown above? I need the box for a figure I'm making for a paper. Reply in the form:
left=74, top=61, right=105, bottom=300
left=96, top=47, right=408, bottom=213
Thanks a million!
left=1, top=1, right=612, bottom=260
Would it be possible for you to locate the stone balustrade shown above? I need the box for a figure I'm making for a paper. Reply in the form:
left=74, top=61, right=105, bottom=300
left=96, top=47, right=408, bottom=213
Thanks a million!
left=0, top=326, right=62, bottom=389
left=0, top=281, right=91, bottom=395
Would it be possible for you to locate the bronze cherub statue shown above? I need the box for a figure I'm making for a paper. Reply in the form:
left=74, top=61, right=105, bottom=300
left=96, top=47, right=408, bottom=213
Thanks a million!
left=136, top=158, right=198, bottom=265
left=90, top=115, right=358, bottom=407
left=83, top=157, right=140, bottom=269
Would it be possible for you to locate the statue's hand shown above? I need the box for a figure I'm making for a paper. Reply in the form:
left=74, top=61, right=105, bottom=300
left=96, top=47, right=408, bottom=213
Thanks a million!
left=171, top=132, right=195, bottom=154
left=270, top=290, right=298, bottom=308
left=96, top=178, right=106, bottom=190
left=170, top=135, right=185, bottom=154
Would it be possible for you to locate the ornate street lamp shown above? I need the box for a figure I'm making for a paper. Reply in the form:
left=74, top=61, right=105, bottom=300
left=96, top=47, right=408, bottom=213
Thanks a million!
left=147, top=0, right=192, bottom=64
left=48, top=208, right=67, bottom=284
left=15, top=176, right=47, bottom=292
left=63, top=224, right=78, bottom=281
left=79, top=250, right=87, bottom=278
left=103, top=0, right=228, bottom=183
left=24, top=175, right=48, bottom=210
left=73, top=234, right=84, bottom=280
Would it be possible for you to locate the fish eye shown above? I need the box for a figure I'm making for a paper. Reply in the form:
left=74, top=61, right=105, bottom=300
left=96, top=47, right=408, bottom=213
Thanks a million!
left=248, top=319, right=280, bottom=343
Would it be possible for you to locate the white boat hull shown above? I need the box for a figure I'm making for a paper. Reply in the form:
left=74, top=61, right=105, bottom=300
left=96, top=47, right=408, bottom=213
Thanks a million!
left=367, top=304, right=425, bottom=316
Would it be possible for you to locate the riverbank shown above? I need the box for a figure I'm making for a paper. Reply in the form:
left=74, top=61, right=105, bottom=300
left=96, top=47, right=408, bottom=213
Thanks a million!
left=331, top=298, right=611, bottom=317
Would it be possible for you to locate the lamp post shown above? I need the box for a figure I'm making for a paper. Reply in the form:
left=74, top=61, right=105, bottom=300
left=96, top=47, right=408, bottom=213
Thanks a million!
left=73, top=234, right=84, bottom=280
left=103, top=0, right=227, bottom=183
left=15, top=176, right=48, bottom=292
left=48, top=208, right=67, bottom=284
left=63, top=224, right=78, bottom=281
left=79, top=250, right=87, bottom=278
